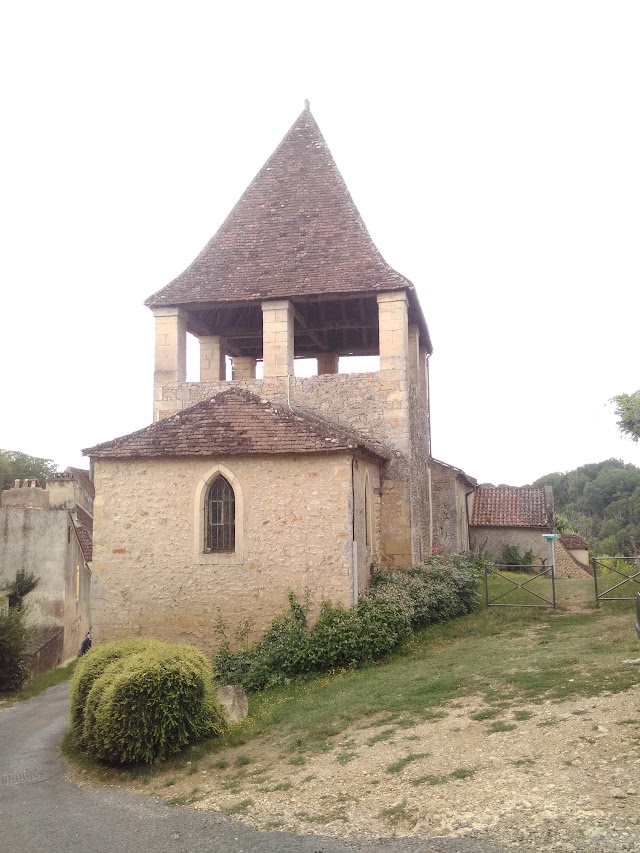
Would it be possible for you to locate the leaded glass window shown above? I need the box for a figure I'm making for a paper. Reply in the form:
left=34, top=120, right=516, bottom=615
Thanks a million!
left=205, top=476, right=235, bottom=552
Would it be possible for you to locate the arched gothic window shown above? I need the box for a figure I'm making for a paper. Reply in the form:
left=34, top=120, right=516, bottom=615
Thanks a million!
left=205, top=476, right=235, bottom=552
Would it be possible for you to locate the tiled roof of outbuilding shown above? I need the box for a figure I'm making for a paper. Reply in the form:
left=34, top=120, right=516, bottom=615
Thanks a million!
left=471, top=486, right=554, bottom=528
left=560, top=534, right=590, bottom=551
left=144, top=105, right=430, bottom=345
left=82, top=388, right=385, bottom=461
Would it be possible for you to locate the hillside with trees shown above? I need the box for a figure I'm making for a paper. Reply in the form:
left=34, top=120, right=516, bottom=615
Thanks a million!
left=531, top=459, right=640, bottom=556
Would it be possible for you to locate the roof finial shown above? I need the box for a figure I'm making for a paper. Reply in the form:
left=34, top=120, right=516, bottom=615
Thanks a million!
left=304, top=99, right=310, bottom=111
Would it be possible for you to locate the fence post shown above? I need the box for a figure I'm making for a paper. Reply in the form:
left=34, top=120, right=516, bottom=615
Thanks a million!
left=542, top=534, right=559, bottom=577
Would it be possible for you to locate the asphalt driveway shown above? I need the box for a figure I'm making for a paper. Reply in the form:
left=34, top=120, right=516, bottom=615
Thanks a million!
left=0, top=684, right=508, bottom=853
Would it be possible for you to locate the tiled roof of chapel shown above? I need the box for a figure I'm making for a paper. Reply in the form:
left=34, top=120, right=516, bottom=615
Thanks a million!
left=144, top=105, right=430, bottom=345
left=471, top=486, right=554, bottom=528
left=82, top=388, right=386, bottom=461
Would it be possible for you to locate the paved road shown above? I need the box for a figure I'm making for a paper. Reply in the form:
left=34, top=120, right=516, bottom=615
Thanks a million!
left=0, top=684, right=509, bottom=853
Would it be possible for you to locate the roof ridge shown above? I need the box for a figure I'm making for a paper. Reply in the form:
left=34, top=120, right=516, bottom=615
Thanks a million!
left=82, top=387, right=386, bottom=461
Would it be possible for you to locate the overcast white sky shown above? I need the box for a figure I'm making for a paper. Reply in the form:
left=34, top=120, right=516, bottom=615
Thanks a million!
left=1, top=1, right=638, bottom=486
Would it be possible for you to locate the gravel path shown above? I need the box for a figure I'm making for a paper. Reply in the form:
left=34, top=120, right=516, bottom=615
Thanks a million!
left=0, top=684, right=507, bottom=853
left=128, top=683, right=640, bottom=853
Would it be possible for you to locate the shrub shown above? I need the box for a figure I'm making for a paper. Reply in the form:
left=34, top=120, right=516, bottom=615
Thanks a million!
left=70, top=638, right=162, bottom=738
left=71, top=639, right=226, bottom=765
left=214, top=553, right=483, bottom=691
left=0, top=606, right=34, bottom=692
left=4, top=569, right=39, bottom=608
left=499, top=545, right=535, bottom=570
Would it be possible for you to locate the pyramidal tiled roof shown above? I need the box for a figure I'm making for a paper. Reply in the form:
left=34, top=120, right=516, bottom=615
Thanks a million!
left=560, top=534, right=590, bottom=551
left=471, top=486, right=554, bottom=528
left=82, top=388, right=385, bottom=461
left=145, top=105, right=419, bottom=311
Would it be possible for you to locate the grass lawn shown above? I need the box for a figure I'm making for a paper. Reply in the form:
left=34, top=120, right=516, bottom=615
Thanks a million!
left=62, top=575, right=640, bottom=784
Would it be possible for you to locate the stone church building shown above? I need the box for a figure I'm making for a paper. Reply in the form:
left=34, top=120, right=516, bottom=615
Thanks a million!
left=84, top=105, right=469, bottom=653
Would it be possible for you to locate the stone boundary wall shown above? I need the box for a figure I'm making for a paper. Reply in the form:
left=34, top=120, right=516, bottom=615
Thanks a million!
left=26, top=626, right=64, bottom=678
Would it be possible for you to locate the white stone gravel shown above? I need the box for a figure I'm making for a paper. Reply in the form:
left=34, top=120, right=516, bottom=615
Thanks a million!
left=130, top=684, right=640, bottom=852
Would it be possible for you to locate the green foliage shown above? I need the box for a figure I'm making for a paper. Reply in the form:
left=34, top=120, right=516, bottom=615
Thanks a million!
left=70, top=639, right=226, bottom=765
left=4, top=569, right=39, bottom=607
left=0, top=606, right=34, bottom=691
left=611, top=390, right=640, bottom=443
left=533, top=458, right=640, bottom=556
left=499, top=545, right=535, bottom=570
left=0, top=449, right=58, bottom=492
left=214, top=553, right=484, bottom=691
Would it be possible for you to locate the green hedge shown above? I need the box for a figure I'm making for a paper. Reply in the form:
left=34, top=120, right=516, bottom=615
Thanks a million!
left=215, top=553, right=483, bottom=691
left=70, top=639, right=226, bottom=765
left=0, top=606, right=33, bottom=692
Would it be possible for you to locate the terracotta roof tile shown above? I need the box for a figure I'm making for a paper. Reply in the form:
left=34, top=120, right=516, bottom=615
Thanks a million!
left=471, top=486, right=554, bottom=528
left=75, top=525, right=93, bottom=563
left=75, top=504, right=93, bottom=536
left=560, top=534, right=590, bottom=551
left=82, top=388, right=385, bottom=461
left=144, top=105, right=430, bottom=346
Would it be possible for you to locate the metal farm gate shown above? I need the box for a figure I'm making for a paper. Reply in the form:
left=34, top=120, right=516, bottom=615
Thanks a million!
left=484, top=561, right=556, bottom=609
left=592, top=556, right=640, bottom=604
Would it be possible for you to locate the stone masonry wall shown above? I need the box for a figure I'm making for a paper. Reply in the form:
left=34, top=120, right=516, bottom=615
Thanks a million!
left=91, top=454, right=359, bottom=654
left=0, top=503, right=91, bottom=663
left=555, top=541, right=591, bottom=578
left=470, top=527, right=550, bottom=563
left=155, top=371, right=427, bottom=566
left=430, top=463, right=472, bottom=553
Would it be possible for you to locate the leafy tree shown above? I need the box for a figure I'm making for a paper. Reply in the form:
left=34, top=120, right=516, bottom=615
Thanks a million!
left=532, top=459, right=640, bottom=556
left=0, top=450, right=58, bottom=492
left=611, top=391, right=640, bottom=442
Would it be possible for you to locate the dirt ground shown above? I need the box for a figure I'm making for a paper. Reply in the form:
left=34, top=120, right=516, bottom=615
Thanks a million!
left=112, top=678, right=640, bottom=853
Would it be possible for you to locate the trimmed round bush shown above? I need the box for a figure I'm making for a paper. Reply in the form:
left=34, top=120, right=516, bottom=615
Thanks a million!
left=71, top=639, right=226, bottom=764
left=70, top=638, right=162, bottom=739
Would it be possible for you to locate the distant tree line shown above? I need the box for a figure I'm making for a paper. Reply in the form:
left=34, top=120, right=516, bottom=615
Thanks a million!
left=531, top=459, right=640, bottom=556
left=0, top=450, right=59, bottom=493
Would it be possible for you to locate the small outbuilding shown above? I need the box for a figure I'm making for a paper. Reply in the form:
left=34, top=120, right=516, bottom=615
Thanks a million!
left=469, top=485, right=554, bottom=563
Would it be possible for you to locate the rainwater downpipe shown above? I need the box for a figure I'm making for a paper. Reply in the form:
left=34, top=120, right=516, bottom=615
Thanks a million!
left=464, top=488, right=475, bottom=551
left=351, top=457, right=358, bottom=605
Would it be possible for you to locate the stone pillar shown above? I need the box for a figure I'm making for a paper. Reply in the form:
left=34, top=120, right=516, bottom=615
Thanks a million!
left=262, top=300, right=294, bottom=378
left=233, top=356, right=257, bottom=380
left=317, top=353, right=339, bottom=375
left=153, top=308, right=187, bottom=417
left=419, top=346, right=430, bottom=456
left=408, top=325, right=420, bottom=384
left=200, top=335, right=227, bottom=381
left=377, top=292, right=409, bottom=373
